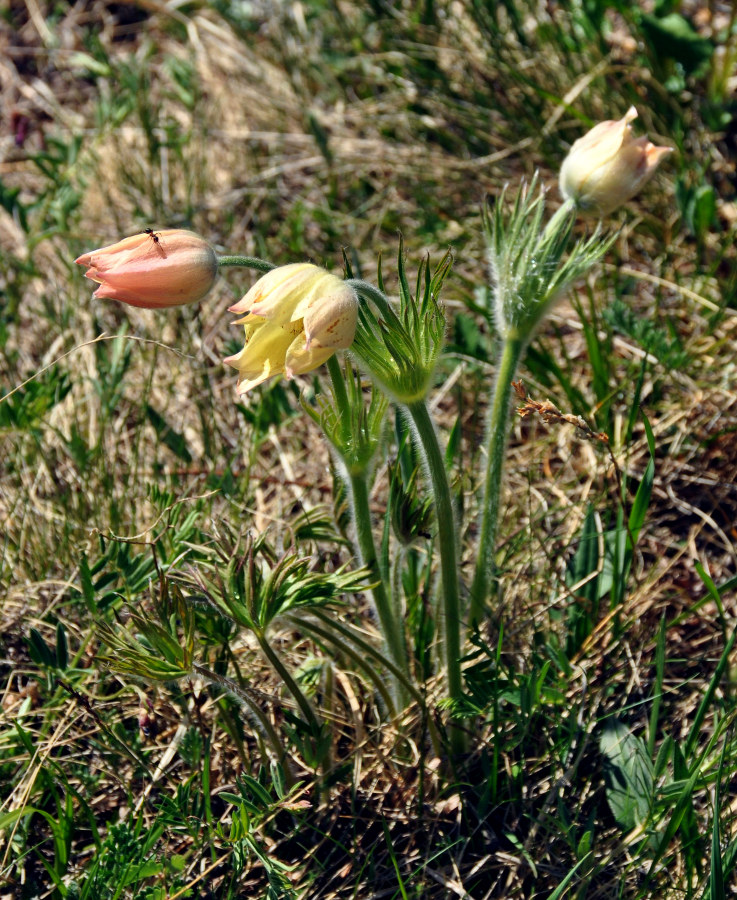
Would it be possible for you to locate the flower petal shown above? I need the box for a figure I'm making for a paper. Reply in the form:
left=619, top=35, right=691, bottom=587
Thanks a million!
left=228, top=264, right=320, bottom=321
left=302, top=284, right=358, bottom=350
left=284, top=338, right=336, bottom=379
left=224, top=319, right=301, bottom=394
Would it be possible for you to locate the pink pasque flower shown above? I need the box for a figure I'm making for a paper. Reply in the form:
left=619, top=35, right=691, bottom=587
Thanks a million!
left=75, top=229, right=218, bottom=308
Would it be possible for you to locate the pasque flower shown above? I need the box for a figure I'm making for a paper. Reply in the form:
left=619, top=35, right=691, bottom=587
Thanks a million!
left=75, top=229, right=218, bottom=308
left=224, top=263, right=359, bottom=395
left=559, top=107, right=672, bottom=217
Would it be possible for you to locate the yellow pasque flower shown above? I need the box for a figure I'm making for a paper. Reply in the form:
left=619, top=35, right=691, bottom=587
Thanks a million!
left=224, top=263, right=359, bottom=395
left=559, top=107, right=672, bottom=217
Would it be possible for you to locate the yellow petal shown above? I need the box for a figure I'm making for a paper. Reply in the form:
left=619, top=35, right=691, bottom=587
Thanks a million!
left=302, top=284, right=358, bottom=350
left=224, top=319, right=302, bottom=394
left=228, top=263, right=320, bottom=321
left=285, top=337, right=336, bottom=378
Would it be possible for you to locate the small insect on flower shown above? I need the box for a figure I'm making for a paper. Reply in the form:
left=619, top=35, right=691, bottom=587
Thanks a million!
left=143, top=227, right=165, bottom=256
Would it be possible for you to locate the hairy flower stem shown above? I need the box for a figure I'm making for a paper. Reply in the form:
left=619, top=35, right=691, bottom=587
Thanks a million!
left=346, top=279, right=395, bottom=318
left=468, top=335, right=525, bottom=626
left=218, top=255, right=276, bottom=272
left=326, top=354, right=351, bottom=449
left=192, top=662, right=290, bottom=778
left=325, top=356, right=409, bottom=705
left=406, top=400, right=465, bottom=754
left=543, top=200, right=576, bottom=242
left=351, top=471, right=410, bottom=698
left=253, top=628, right=321, bottom=734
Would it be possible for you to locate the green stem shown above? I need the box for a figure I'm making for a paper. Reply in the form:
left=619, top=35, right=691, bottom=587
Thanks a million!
left=326, top=354, right=352, bottom=451
left=349, top=469, right=410, bottom=696
left=406, top=399, right=464, bottom=751
left=191, top=662, right=290, bottom=780
left=218, top=255, right=276, bottom=272
left=542, top=198, right=576, bottom=242
left=326, top=354, right=409, bottom=704
left=253, top=628, right=320, bottom=733
left=468, top=335, right=525, bottom=626
left=346, top=279, right=395, bottom=319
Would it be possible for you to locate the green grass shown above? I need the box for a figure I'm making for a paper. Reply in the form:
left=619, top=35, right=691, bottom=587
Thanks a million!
left=2, top=0, right=737, bottom=897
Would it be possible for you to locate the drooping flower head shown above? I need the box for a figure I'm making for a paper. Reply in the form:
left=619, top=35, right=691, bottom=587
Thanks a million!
left=75, top=229, right=218, bottom=308
left=224, top=263, right=358, bottom=395
left=559, top=107, right=672, bottom=217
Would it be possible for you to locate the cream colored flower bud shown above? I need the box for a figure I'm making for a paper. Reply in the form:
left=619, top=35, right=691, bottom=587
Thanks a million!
left=559, top=108, right=672, bottom=217
left=224, top=263, right=358, bottom=395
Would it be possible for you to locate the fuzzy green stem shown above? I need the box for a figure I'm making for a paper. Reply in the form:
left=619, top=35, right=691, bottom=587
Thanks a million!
left=217, top=255, right=276, bottom=272
left=192, top=662, right=290, bottom=779
left=468, top=336, right=525, bottom=626
left=346, top=279, right=395, bottom=319
left=326, top=354, right=409, bottom=703
left=406, top=399, right=464, bottom=752
left=326, top=355, right=352, bottom=452
left=542, top=198, right=576, bottom=241
left=349, top=470, right=410, bottom=697
left=253, top=628, right=321, bottom=732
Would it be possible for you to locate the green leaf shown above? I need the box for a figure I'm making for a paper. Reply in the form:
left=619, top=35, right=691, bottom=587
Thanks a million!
left=647, top=615, right=667, bottom=756
left=685, top=626, right=737, bottom=758
left=702, top=838, right=737, bottom=900
left=692, top=184, right=717, bottom=241
left=628, top=457, right=654, bottom=547
left=565, top=505, right=602, bottom=655
left=450, top=311, right=489, bottom=362
left=445, top=415, right=462, bottom=468
left=55, top=622, right=68, bottom=670
left=576, top=829, right=592, bottom=859
left=694, top=560, right=728, bottom=633
left=640, top=13, right=714, bottom=76
left=14, top=718, right=35, bottom=756
left=120, top=859, right=164, bottom=886
left=28, top=627, right=56, bottom=667
left=710, top=772, right=726, bottom=900
left=238, top=773, right=275, bottom=808
left=0, top=370, right=72, bottom=430
left=600, top=719, right=654, bottom=831
left=544, top=853, right=593, bottom=900
left=79, top=554, right=96, bottom=613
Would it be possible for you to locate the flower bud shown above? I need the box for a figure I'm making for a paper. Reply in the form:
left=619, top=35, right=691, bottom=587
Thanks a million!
left=75, top=229, right=218, bottom=308
left=224, top=263, right=358, bottom=395
left=559, top=108, right=672, bottom=217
